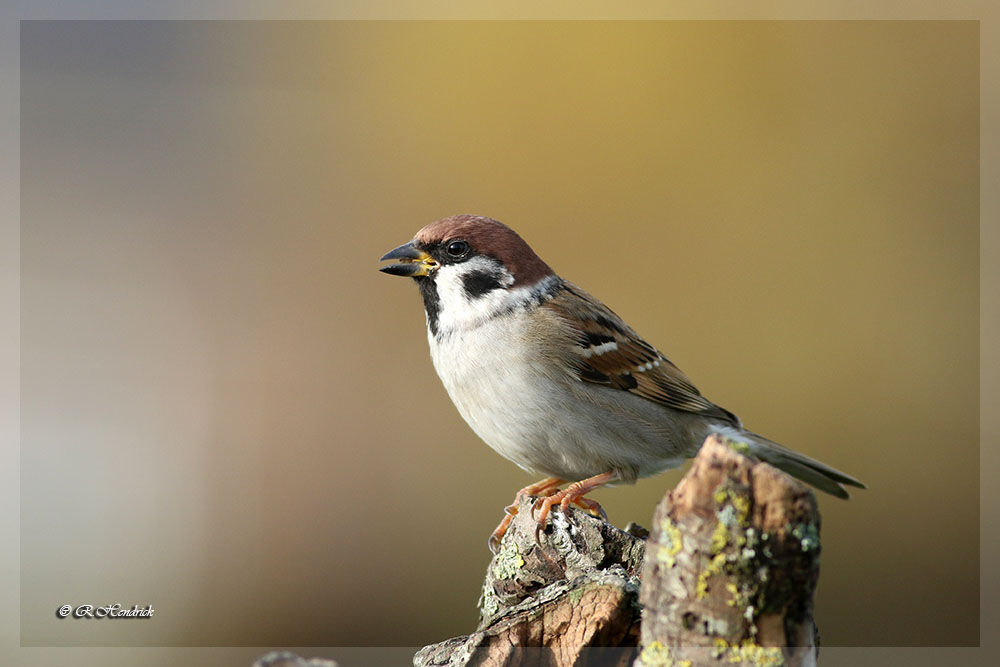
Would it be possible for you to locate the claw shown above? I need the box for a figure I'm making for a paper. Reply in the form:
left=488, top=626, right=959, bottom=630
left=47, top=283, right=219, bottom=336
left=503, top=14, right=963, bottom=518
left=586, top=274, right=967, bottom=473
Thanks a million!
left=571, top=494, right=608, bottom=521
left=488, top=472, right=618, bottom=552
left=488, top=514, right=514, bottom=554
left=487, top=477, right=565, bottom=553
left=532, top=471, right=618, bottom=534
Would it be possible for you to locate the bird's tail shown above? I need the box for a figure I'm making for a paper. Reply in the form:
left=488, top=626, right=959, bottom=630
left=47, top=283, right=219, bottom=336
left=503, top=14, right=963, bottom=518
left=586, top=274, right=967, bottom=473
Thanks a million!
left=711, top=426, right=866, bottom=499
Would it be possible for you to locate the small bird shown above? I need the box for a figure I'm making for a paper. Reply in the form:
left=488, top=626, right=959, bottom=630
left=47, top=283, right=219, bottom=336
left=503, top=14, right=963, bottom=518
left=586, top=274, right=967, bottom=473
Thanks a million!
left=379, top=214, right=865, bottom=551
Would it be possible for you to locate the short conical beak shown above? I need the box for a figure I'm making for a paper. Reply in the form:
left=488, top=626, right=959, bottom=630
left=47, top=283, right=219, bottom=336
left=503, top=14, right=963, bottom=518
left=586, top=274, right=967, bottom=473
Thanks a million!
left=378, top=241, right=439, bottom=277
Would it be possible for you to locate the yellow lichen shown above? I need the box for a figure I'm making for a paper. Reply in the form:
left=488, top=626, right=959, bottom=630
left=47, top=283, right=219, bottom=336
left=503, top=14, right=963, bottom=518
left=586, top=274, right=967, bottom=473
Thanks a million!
left=491, top=542, right=524, bottom=579
left=731, top=494, right=751, bottom=525
left=657, top=517, right=684, bottom=568
left=696, top=552, right=728, bottom=599
left=636, top=641, right=670, bottom=666
left=724, top=437, right=752, bottom=455
left=636, top=641, right=693, bottom=667
left=711, top=637, right=785, bottom=666
left=725, top=582, right=739, bottom=606
left=714, top=483, right=750, bottom=531
left=710, top=519, right=730, bottom=553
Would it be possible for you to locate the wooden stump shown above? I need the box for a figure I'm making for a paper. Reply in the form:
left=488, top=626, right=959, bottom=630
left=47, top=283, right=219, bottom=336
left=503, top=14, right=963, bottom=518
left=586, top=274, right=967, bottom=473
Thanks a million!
left=413, top=436, right=822, bottom=666
left=414, top=494, right=647, bottom=667
left=636, top=434, right=821, bottom=667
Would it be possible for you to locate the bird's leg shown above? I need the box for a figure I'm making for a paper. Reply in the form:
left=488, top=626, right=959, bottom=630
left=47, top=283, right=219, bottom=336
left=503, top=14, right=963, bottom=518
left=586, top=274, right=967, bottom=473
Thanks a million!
left=488, top=476, right=565, bottom=553
left=532, top=471, right=618, bottom=531
left=503, top=477, right=565, bottom=515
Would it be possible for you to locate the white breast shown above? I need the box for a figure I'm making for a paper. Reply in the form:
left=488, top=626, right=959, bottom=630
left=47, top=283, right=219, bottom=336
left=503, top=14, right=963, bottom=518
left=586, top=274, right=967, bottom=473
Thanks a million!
left=428, top=310, right=568, bottom=475
left=427, top=307, right=695, bottom=482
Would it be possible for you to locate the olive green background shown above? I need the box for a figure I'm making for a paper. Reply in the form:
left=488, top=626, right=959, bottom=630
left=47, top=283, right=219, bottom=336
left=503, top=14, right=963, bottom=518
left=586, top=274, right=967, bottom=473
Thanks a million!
left=20, top=21, right=978, bottom=648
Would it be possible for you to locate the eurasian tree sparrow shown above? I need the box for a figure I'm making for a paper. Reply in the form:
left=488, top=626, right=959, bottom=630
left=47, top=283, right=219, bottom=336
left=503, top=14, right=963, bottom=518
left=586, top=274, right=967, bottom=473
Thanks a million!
left=380, top=215, right=864, bottom=551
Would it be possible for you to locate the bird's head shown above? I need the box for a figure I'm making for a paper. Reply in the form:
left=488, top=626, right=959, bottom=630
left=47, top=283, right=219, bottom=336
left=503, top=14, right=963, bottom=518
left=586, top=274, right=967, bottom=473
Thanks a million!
left=379, top=214, right=557, bottom=335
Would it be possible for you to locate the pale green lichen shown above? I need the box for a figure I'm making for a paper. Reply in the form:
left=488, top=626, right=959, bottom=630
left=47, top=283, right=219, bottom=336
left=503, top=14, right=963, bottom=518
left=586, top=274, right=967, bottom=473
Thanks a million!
left=703, top=616, right=730, bottom=637
left=480, top=543, right=525, bottom=619
left=723, top=437, right=752, bottom=455
left=480, top=582, right=499, bottom=619
left=479, top=582, right=500, bottom=618
left=713, top=486, right=751, bottom=532
left=699, top=481, right=759, bottom=600
left=727, top=581, right=754, bottom=612
left=656, top=517, right=684, bottom=568
left=791, top=521, right=820, bottom=552
left=492, top=542, right=524, bottom=579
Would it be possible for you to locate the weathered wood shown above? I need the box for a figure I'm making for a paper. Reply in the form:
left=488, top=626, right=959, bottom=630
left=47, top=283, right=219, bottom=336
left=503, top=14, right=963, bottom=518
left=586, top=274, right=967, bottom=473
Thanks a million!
left=414, top=494, right=647, bottom=667
left=636, top=434, right=820, bottom=667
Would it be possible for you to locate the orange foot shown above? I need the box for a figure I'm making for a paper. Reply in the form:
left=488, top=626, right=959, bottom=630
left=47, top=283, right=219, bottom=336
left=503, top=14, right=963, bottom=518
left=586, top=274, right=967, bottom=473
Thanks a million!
left=488, top=477, right=564, bottom=553
left=532, top=471, right=618, bottom=534
left=487, top=472, right=619, bottom=553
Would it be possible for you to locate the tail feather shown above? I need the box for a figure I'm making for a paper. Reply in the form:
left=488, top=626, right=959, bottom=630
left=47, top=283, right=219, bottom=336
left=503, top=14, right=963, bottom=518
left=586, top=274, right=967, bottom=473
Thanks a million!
left=714, top=427, right=866, bottom=499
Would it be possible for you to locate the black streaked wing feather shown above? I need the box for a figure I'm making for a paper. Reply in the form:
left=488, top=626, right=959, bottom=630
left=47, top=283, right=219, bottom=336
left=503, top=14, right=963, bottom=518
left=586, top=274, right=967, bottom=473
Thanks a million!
left=545, top=282, right=739, bottom=426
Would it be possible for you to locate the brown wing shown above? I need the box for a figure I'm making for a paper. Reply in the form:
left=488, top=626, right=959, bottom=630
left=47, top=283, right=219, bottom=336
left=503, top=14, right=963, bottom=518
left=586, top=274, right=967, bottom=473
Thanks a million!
left=544, top=282, right=740, bottom=426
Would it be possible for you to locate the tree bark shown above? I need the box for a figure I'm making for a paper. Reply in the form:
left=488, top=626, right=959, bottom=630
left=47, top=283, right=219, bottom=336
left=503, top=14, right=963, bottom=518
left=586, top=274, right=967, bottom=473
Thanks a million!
left=414, top=493, right=647, bottom=667
left=636, top=434, right=820, bottom=667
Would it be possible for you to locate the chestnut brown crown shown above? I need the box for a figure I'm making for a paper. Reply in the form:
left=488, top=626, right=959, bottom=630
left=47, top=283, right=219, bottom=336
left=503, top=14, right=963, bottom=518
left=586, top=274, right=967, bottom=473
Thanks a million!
left=415, top=214, right=554, bottom=287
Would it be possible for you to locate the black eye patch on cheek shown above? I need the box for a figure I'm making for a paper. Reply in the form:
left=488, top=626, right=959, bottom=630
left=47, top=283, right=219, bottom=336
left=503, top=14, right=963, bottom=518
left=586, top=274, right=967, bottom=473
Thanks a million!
left=460, top=270, right=505, bottom=299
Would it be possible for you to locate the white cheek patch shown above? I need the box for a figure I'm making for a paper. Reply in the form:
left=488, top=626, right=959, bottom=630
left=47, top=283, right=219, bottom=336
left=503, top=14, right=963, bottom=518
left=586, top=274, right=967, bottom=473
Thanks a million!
left=434, top=256, right=510, bottom=301
left=431, top=262, right=559, bottom=336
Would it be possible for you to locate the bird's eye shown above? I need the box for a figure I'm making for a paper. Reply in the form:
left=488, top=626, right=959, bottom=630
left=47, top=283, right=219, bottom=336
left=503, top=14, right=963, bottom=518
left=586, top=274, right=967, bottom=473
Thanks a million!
left=445, top=240, right=470, bottom=258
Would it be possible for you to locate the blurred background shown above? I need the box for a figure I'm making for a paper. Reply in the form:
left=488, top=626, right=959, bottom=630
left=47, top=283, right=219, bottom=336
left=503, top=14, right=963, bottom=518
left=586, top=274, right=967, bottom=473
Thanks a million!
left=20, top=21, right=977, bottom=648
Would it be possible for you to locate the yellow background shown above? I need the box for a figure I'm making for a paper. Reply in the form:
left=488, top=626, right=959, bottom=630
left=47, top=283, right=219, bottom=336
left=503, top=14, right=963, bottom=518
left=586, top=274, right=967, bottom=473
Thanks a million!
left=20, top=21, right=978, bottom=647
